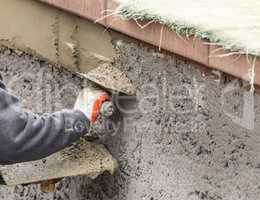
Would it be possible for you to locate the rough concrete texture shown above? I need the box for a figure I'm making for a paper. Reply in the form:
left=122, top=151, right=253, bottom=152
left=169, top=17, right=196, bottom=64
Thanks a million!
left=1, top=139, right=117, bottom=186
left=1, top=39, right=260, bottom=200
left=0, top=0, right=115, bottom=73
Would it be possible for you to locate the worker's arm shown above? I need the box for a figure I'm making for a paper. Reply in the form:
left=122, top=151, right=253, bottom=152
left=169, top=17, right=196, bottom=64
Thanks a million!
left=0, top=81, right=90, bottom=165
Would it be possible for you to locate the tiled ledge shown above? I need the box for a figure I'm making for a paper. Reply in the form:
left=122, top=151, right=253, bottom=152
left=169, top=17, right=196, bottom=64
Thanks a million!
left=39, top=0, right=260, bottom=86
left=39, top=0, right=107, bottom=25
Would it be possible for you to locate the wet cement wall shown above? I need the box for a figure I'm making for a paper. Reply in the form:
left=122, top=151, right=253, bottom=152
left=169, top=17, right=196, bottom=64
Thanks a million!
left=0, top=37, right=260, bottom=200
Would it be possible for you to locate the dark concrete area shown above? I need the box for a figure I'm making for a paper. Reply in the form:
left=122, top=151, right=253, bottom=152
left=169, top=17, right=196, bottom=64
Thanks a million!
left=0, top=39, right=260, bottom=200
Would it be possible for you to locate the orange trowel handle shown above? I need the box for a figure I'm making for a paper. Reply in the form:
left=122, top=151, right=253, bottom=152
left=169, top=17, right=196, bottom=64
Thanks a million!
left=91, top=93, right=111, bottom=123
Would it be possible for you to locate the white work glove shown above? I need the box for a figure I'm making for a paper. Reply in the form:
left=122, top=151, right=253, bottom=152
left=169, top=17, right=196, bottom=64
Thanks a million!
left=74, top=86, right=111, bottom=123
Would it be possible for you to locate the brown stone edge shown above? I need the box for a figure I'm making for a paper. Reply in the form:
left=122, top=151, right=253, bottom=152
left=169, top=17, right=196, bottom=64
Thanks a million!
left=39, top=0, right=260, bottom=86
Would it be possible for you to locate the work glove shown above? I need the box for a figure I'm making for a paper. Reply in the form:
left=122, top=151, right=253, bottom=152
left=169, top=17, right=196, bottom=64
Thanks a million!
left=74, top=86, right=114, bottom=139
left=74, top=86, right=112, bottom=123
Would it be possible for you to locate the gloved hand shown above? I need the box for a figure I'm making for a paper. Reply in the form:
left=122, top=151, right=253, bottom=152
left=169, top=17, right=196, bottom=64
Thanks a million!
left=74, top=86, right=111, bottom=123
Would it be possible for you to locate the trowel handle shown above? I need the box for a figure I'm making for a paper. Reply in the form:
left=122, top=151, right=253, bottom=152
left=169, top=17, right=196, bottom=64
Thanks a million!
left=40, top=179, right=61, bottom=193
left=75, top=86, right=113, bottom=123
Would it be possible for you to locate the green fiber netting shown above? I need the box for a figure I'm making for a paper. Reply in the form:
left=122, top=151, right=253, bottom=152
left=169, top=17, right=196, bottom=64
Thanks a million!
left=116, top=0, right=260, bottom=57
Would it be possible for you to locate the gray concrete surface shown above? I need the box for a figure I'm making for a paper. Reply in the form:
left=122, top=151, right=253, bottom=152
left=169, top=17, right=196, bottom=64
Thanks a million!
left=1, top=39, right=260, bottom=200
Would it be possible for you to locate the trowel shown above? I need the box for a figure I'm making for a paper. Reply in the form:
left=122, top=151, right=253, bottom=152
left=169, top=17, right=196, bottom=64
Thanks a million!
left=0, top=63, right=136, bottom=192
left=78, top=63, right=136, bottom=96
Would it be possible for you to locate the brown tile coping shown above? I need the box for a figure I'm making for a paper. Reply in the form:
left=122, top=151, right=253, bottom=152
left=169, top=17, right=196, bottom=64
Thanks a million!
left=106, top=0, right=209, bottom=66
left=39, top=0, right=107, bottom=25
left=40, top=0, right=260, bottom=86
left=209, top=46, right=260, bottom=85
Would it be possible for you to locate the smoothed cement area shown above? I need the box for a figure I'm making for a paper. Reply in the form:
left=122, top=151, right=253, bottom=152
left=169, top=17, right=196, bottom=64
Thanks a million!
left=1, top=39, right=260, bottom=199
left=0, top=0, right=115, bottom=73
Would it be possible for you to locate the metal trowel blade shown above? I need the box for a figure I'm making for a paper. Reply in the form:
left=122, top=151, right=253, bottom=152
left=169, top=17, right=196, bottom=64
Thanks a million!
left=78, top=64, right=136, bottom=95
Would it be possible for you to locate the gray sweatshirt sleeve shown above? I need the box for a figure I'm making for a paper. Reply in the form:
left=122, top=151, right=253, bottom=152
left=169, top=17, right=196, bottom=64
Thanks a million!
left=0, top=81, right=90, bottom=165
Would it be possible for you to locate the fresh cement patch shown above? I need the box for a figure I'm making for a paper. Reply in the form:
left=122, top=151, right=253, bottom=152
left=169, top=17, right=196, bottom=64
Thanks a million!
left=0, top=0, right=115, bottom=74
left=1, top=40, right=260, bottom=200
